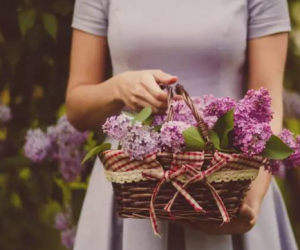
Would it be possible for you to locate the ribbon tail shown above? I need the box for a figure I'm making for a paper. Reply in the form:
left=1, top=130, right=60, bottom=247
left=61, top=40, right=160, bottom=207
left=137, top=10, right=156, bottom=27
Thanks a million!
left=164, top=180, right=206, bottom=214
left=205, top=181, right=230, bottom=223
left=149, top=179, right=165, bottom=237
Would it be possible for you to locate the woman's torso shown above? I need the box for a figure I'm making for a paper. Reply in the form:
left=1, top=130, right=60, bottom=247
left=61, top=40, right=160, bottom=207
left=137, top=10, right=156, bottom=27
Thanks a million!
left=107, top=0, right=248, bottom=99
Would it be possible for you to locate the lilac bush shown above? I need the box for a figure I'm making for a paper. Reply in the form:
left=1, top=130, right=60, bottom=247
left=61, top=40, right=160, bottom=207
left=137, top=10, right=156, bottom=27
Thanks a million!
left=24, top=116, right=89, bottom=182
left=55, top=208, right=76, bottom=250
left=24, top=129, right=52, bottom=162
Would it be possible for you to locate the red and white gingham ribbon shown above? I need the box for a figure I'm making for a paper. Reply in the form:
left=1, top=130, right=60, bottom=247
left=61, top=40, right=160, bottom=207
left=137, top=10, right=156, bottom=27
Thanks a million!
left=142, top=165, right=206, bottom=237
left=142, top=152, right=231, bottom=237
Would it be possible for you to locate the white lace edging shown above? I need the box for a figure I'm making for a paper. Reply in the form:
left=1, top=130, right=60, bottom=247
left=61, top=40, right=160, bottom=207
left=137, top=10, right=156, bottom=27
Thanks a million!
left=104, top=169, right=259, bottom=184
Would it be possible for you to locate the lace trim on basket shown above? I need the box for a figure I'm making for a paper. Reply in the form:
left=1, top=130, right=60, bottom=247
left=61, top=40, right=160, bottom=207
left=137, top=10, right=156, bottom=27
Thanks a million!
left=104, top=169, right=259, bottom=184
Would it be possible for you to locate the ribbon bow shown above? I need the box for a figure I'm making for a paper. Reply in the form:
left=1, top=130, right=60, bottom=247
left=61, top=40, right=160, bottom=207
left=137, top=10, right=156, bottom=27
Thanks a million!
left=142, top=152, right=231, bottom=237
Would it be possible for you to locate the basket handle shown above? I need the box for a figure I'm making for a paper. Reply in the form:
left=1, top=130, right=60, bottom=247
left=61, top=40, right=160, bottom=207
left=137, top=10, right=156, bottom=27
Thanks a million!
left=163, top=84, right=213, bottom=150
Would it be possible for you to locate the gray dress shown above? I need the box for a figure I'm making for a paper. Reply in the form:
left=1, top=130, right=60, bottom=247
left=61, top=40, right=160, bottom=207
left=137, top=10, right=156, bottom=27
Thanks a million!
left=71, top=0, right=298, bottom=249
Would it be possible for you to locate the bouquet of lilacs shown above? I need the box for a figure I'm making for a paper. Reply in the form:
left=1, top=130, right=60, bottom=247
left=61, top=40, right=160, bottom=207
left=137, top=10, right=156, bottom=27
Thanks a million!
left=24, top=116, right=90, bottom=182
left=84, top=87, right=300, bottom=173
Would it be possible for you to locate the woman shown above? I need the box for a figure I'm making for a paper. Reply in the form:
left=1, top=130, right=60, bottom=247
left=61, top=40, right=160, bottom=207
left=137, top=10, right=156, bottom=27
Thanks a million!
left=66, top=0, right=298, bottom=249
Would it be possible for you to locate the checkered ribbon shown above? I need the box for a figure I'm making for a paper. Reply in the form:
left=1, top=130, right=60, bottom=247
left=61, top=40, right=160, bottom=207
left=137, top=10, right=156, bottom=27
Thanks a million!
left=142, top=151, right=231, bottom=237
left=142, top=164, right=206, bottom=237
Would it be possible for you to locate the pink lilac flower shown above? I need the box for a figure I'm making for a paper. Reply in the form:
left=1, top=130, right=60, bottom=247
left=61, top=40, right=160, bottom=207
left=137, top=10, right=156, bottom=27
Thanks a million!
left=0, top=105, right=12, bottom=123
left=160, top=121, right=190, bottom=152
left=61, top=227, right=76, bottom=250
left=24, top=129, right=52, bottom=162
left=102, top=114, right=132, bottom=140
left=120, top=122, right=161, bottom=160
left=203, top=97, right=236, bottom=128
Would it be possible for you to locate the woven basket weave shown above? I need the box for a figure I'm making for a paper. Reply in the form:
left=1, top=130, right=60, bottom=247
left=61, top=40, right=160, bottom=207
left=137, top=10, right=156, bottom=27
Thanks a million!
left=99, top=84, right=266, bottom=234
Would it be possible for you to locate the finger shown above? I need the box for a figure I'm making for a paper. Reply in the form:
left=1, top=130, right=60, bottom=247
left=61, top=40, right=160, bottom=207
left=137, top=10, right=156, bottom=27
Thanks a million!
left=142, top=74, right=169, bottom=102
left=173, top=94, right=183, bottom=101
left=151, top=70, right=178, bottom=84
left=136, top=89, right=168, bottom=111
left=130, top=98, right=162, bottom=114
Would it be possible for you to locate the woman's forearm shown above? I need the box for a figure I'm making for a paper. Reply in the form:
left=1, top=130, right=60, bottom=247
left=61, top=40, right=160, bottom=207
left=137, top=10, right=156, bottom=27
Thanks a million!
left=66, top=76, right=124, bottom=131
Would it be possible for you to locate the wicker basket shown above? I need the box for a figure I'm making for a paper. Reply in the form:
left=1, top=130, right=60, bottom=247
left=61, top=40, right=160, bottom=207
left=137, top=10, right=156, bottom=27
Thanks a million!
left=99, top=84, right=267, bottom=236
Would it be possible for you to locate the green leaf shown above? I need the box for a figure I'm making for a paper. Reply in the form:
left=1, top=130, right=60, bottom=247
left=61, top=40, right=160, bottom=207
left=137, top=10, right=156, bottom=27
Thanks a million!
left=81, top=143, right=111, bottom=165
left=154, top=125, right=162, bottom=132
left=262, top=135, right=294, bottom=160
left=143, top=115, right=154, bottom=125
left=210, top=130, right=220, bottom=149
left=134, top=107, right=152, bottom=123
left=121, top=111, right=136, bottom=117
left=183, top=126, right=205, bottom=151
left=18, top=8, right=37, bottom=37
left=213, top=109, right=234, bottom=149
left=42, top=13, right=58, bottom=40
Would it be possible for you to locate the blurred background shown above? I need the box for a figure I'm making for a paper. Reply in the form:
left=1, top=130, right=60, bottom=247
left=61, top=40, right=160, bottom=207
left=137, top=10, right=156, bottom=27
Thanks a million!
left=0, top=0, right=300, bottom=249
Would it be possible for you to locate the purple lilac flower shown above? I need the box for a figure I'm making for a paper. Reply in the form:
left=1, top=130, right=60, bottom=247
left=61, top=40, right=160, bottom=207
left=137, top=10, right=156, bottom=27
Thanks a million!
left=171, top=100, right=197, bottom=125
left=152, top=115, right=166, bottom=126
left=120, top=122, right=161, bottom=160
left=233, top=88, right=273, bottom=156
left=0, top=105, right=12, bottom=123
left=233, top=122, right=272, bottom=156
left=61, top=227, right=76, bottom=250
left=47, top=116, right=88, bottom=150
left=235, top=88, right=273, bottom=124
left=283, top=91, right=300, bottom=119
left=160, top=121, right=190, bottom=153
left=203, top=97, right=236, bottom=128
left=58, top=149, right=84, bottom=182
left=151, top=95, right=217, bottom=127
left=45, top=116, right=88, bottom=181
left=102, top=114, right=132, bottom=140
left=268, top=160, right=286, bottom=178
left=278, top=130, right=300, bottom=168
left=24, top=129, right=52, bottom=162
left=55, top=210, right=71, bottom=231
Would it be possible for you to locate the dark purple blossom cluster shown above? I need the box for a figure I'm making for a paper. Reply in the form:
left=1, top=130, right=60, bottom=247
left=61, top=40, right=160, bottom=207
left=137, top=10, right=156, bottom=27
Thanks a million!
left=24, top=116, right=89, bottom=182
left=55, top=208, right=76, bottom=250
left=233, top=88, right=273, bottom=156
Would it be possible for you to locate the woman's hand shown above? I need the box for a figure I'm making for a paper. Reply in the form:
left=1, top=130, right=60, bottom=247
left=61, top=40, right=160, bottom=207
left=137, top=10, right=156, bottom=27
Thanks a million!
left=179, top=174, right=267, bottom=235
left=113, top=70, right=178, bottom=114
left=186, top=203, right=258, bottom=235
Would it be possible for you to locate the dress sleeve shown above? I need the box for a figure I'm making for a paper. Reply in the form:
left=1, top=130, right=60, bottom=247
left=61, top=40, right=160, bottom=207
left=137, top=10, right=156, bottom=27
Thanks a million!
left=72, top=0, right=109, bottom=36
left=248, top=0, right=291, bottom=39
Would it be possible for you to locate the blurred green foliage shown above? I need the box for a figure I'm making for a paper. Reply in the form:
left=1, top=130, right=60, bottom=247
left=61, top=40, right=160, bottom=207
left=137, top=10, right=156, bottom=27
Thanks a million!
left=0, top=0, right=300, bottom=249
